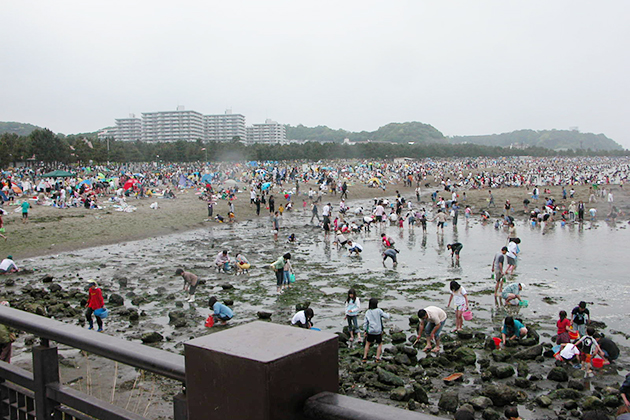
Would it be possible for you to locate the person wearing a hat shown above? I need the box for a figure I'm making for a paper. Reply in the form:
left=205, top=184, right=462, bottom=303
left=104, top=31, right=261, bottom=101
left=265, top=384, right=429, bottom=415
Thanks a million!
left=0, top=256, right=18, bottom=274
left=85, top=280, right=104, bottom=332
left=501, top=282, right=524, bottom=305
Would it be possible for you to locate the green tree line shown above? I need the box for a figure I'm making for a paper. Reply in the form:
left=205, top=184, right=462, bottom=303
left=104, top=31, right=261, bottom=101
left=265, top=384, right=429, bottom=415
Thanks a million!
left=0, top=129, right=628, bottom=167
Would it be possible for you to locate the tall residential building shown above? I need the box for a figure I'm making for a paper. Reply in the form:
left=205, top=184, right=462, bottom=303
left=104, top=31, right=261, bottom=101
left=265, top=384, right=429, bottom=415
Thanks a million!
left=246, top=119, right=287, bottom=145
left=141, top=107, right=204, bottom=143
left=204, top=109, right=246, bottom=142
left=114, top=115, right=142, bottom=142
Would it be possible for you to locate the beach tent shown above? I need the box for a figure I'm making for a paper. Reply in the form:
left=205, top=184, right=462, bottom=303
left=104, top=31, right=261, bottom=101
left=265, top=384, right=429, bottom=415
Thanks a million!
left=11, top=185, right=22, bottom=194
left=224, top=179, right=238, bottom=187
left=77, top=179, right=92, bottom=187
left=41, top=170, right=74, bottom=178
left=201, top=174, right=213, bottom=184
left=367, top=177, right=381, bottom=185
left=261, top=182, right=272, bottom=191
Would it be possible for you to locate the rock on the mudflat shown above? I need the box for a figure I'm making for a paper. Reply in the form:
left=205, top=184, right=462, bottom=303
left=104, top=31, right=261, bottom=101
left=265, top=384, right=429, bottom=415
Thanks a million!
left=513, top=344, right=542, bottom=360
left=141, top=332, right=163, bottom=343
left=482, top=408, right=501, bottom=420
left=581, top=396, right=604, bottom=411
left=108, top=293, right=124, bottom=306
left=394, top=354, right=412, bottom=366
left=390, top=332, right=406, bottom=344
left=377, top=367, right=404, bottom=387
left=412, top=383, right=429, bottom=404
left=469, top=396, right=493, bottom=411
left=547, top=367, right=569, bottom=382
left=40, top=275, right=54, bottom=283
left=535, top=395, right=552, bottom=407
left=453, top=347, right=476, bottom=366
left=257, top=311, right=272, bottom=319
left=438, top=391, right=459, bottom=413
left=48, top=283, right=62, bottom=293
left=390, top=387, right=412, bottom=402
left=483, top=384, right=520, bottom=407
left=220, top=283, right=234, bottom=290
left=514, top=377, right=530, bottom=389
left=490, top=365, right=515, bottom=379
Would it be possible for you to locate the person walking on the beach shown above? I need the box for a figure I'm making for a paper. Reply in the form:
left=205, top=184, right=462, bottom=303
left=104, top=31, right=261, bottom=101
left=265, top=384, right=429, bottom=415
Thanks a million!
left=488, top=190, right=495, bottom=207
left=176, top=268, right=198, bottom=303
left=362, top=298, right=390, bottom=362
left=254, top=195, right=261, bottom=216
left=21, top=200, right=30, bottom=224
left=310, top=202, right=320, bottom=224
left=272, top=211, right=280, bottom=241
left=85, top=280, right=104, bottom=332
left=413, top=306, right=447, bottom=353
left=340, top=182, right=348, bottom=200
left=492, top=247, right=508, bottom=297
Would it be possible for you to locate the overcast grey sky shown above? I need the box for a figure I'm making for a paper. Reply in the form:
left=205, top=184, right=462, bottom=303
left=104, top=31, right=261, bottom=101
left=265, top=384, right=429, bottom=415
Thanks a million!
left=2, top=1, right=629, bottom=147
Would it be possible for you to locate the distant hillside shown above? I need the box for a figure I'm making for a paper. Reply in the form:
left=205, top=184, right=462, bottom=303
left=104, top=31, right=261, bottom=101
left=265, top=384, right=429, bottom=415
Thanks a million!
left=450, top=129, right=623, bottom=151
left=0, top=122, right=42, bottom=136
left=286, top=121, right=447, bottom=144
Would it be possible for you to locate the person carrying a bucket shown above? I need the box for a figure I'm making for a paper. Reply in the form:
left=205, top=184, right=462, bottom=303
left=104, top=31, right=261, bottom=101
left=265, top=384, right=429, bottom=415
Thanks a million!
left=446, top=280, right=468, bottom=332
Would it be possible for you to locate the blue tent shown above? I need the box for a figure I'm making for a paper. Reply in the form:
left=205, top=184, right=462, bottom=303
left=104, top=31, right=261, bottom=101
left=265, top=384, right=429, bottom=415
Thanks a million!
left=77, top=179, right=92, bottom=187
left=201, top=174, right=213, bottom=184
left=247, top=161, right=258, bottom=167
left=261, top=182, right=272, bottom=191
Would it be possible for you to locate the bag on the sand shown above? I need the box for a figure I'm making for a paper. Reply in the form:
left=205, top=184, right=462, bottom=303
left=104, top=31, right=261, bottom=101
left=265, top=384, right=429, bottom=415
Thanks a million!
left=205, top=315, right=214, bottom=328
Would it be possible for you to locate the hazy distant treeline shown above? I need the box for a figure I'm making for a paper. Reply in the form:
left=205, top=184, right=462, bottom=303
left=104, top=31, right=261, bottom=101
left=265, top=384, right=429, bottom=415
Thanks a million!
left=0, top=129, right=628, bottom=166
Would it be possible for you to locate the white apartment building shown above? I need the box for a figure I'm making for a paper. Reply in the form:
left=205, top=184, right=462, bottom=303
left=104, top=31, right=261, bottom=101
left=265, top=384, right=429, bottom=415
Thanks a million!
left=204, top=109, right=246, bottom=142
left=246, top=119, right=287, bottom=145
left=114, top=115, right=142, bottom=142
left=141, top=107, right=204, bottom=143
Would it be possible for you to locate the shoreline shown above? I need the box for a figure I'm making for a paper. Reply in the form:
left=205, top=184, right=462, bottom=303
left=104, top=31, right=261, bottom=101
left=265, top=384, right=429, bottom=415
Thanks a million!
left=1, top=181, right=627, bottom=261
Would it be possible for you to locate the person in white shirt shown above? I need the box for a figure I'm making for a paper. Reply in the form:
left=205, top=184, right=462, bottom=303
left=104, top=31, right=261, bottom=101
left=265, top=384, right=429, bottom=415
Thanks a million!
left=347, top=240, right=363, bottom=255
left=291, top=308, right=314, bottom=329
left=0, top=256, right=18, bottom=274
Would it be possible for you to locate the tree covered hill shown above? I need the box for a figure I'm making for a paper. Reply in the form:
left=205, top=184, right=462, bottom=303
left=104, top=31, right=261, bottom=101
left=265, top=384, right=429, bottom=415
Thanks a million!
left=450, top=129, right=622, bottom=151
left=0, top=122, right=42, bottom=136
left=286, top=121, right=447, bottom=144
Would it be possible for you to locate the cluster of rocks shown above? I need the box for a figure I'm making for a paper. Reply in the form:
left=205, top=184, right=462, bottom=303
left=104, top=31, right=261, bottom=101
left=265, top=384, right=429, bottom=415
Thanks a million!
left=335, top=316, right=625, bottom=419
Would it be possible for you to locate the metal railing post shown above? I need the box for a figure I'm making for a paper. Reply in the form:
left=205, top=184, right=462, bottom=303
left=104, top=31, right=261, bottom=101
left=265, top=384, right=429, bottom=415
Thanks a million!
left=33, top=345, right=60, bottom=420
left=173, top=392, right=187, bottom=420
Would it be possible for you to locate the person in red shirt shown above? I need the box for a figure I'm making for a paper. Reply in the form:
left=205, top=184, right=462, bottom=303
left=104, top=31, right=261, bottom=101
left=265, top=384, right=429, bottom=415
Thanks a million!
left=556, top=310, right=572, bottom=344
left=85, top=280, right=104, bottom=332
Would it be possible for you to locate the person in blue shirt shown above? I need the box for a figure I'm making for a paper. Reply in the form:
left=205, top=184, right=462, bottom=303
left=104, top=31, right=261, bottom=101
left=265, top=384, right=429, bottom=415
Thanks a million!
left=208, top=296, right=233, bottom=325
left=501, top=316, right=528, bottom=346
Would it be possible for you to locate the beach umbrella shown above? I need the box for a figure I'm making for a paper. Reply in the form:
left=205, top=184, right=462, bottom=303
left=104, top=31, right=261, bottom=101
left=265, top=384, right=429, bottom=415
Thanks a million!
left=41, top=170, right=74, bottom=178
left=123, top=179, right=139, bottom=190
left=368, top=177, right=381, bottom=185
left=11, top=185, right=22, bottom=194
left=78, top=179, right=92, bottom=187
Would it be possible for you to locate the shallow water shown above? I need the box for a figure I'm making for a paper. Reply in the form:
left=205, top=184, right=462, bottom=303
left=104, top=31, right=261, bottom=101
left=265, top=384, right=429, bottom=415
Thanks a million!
left=19, top=198, right=630, bottom=354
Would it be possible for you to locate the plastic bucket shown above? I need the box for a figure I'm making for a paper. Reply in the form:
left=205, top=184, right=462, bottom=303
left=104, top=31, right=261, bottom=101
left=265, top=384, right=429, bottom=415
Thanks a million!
left=568, top=331, right=579, bottom=340
left=463, top=310, right=473, bottom=321
left=492, top=337, right=502, bottom=348
left=592, top=357, right=604, bottom=368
